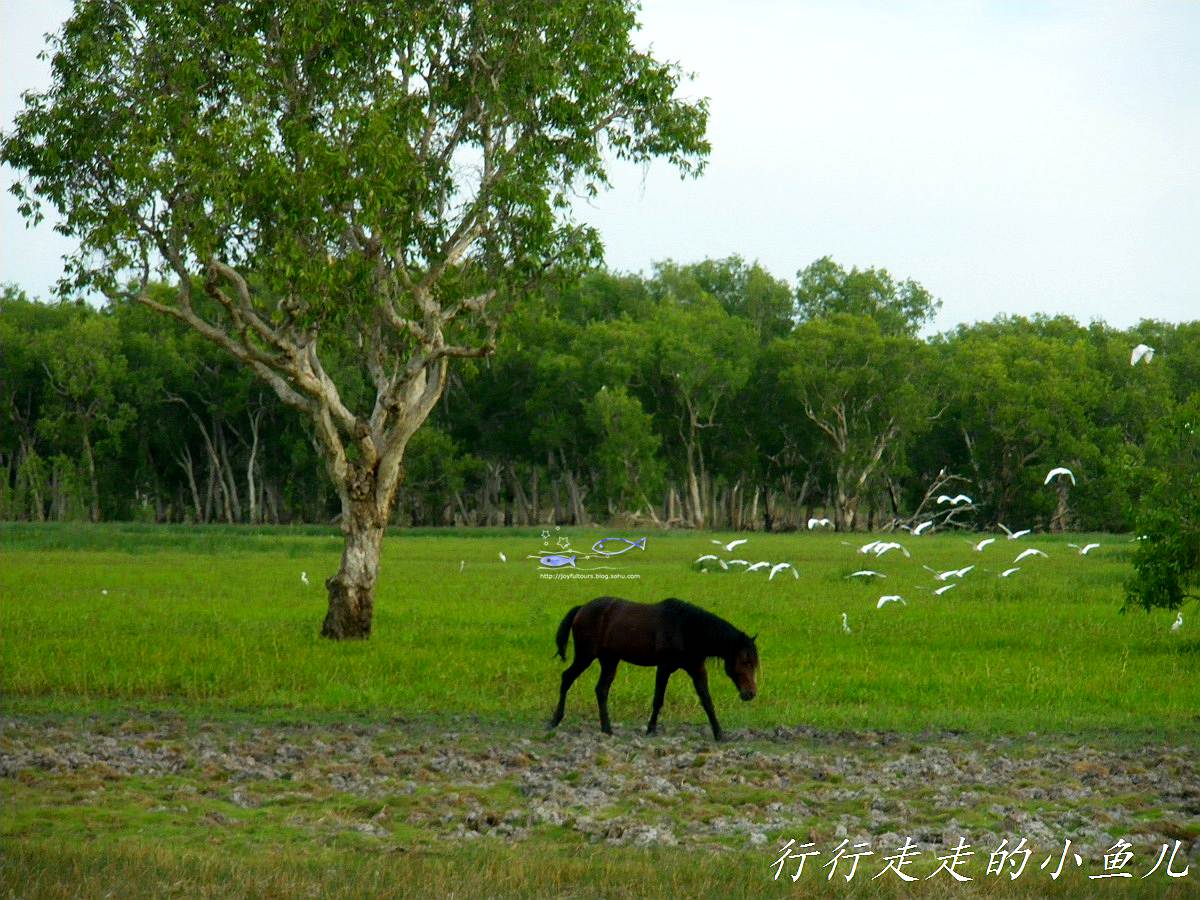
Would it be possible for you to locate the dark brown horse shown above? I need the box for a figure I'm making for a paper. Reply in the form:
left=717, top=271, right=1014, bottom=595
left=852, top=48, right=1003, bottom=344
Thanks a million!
left=550, top=596, right=758, bottom=741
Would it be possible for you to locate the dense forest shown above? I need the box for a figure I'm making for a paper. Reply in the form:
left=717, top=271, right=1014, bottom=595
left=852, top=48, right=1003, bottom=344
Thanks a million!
left=3, top=255, right=1197, bottom=532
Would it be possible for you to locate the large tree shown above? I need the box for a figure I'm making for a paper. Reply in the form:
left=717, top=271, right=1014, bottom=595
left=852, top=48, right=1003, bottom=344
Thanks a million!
left=3, top=0, right=708, bottom=637
left=767, top=314, right=931, bottom=531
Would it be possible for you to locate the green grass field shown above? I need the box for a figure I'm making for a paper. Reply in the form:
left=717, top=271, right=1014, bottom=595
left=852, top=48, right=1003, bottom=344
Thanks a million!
left=3, top=523, right=1198, bottom=898
left=2, top=523, right=1195, bottom=735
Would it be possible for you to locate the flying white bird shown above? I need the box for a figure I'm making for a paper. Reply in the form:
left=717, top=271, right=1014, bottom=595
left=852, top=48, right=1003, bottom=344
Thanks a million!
left=841, top=613, right=852, bottom=634
left=912, top=521, right=934, bottom=537
left=847, top=570, right=885, bottom=579
left=712, top=538, right=749, bottom=552
left=768, top=562, right=795, bottom=580
left=933, top=584, right=957, bottom=596
left=873, top=542, right=910, bottom=558
left=999, top=567, right=1021, bottom=578
left=973, top=538, right=997, bottom=552
left=498, top=552, right=507, bottom=562
left=807, top=517, right=833, bottom=530
left=1172, top=612, right=1183, bottom=632
left=1013, top=548, right=1047, bottom=563
left=301, top=571, right=309, bottom=586
left=937, top=494, right=973, bottom=506
left=927, top=564, right=975, bottom=580
left=858, top=540, right=882, bottom=554
left=876, top=595, right=907, bottom=608
left=727, top=559, right=750, bottom=567
left=1131, top=343, right=1155, bottom=366
left=695, top=555, right=729, bottom=570
left=695, top=554, right=720, bottom=564
left=1068, top=543, right=1101, bottom=555
left=999, top=524, right=1031, bottom=540
left=1043, top=467, right=1076, bottom=486
left=746, top=561, right=771, bottom=572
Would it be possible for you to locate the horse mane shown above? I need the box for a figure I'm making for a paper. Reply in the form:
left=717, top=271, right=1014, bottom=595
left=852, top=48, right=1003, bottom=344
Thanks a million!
left=660, top=598, right=753, bottom=659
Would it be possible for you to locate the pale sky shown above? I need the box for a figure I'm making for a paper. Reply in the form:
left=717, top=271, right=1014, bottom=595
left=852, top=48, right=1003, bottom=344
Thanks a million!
left=3, top=1, right=1198, bottom=331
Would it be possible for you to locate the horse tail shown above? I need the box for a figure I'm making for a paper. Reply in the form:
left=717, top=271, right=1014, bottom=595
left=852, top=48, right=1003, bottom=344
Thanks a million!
left=554, top=605, right=582, bottom=660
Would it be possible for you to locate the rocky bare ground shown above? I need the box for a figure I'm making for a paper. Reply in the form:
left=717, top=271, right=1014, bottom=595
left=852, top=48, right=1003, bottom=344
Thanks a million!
left=3, top=715, right=1198, bottom=869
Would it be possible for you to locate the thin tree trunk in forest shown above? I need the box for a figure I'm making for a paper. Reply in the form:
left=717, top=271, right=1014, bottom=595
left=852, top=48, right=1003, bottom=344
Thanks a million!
left=81, top=431, right=100, bottom=523
left=216, top=423, right=241, bottom=522
left=19, top=440, right=45, bottom=523
left=246, top=406, right=263, bottom=524
left=531, top=467, right=540, bottom=524
left=1051, top=482, right=1071, bottom=532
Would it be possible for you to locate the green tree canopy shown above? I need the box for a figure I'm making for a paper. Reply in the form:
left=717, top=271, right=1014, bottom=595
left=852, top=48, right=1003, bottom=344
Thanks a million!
left=795, top=256, right=940, bottom=337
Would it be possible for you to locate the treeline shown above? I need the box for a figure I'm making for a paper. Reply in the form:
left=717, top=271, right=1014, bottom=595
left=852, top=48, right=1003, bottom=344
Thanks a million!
left=3, top=257, right=1197, bottom=531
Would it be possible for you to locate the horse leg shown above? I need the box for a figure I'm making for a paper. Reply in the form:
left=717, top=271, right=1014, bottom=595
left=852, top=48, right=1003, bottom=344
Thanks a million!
left=646, top=665, right=673, bottom=735
left=595, top=656, right=619, bottom=735
left=687, top=662, right=723, bottom=741
left=550, top=653, right=594, bottom=728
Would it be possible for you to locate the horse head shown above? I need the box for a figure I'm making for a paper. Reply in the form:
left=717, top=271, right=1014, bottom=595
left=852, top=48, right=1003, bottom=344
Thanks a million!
left=725, top=633, right=758, bottom=701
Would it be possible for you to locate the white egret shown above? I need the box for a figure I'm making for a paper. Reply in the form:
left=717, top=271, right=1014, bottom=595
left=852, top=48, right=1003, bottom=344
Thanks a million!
left=999, top=567, right=1021, bottom=578
left=695, top=554, right=720, bottom=564
left=746, top=561, right=771, bottom=572
left=498, top=552, right=507, bottom=562
left=459, top=560, right=465, bottom=573
left=858, top=540, right=881, bottom=554
left=841, top=613, right=852, bottom=634
left=1013, top=548, right=1047, bottom=563
left=933, top=584, right=957, bottom=596
left=1068, top=543, right=1100, bottom=555
left=1172, top=612, right=1183, bottom=632
left=999, top=524, right=1031, bottom=540
left=1043, top=467, right=1076, bottom=486
left=912, top=521, right=934, bottom=536
left=768, top=562, right=794, bottom=580
left=847, top=570, right=885, bottom=579
left=937, top=494, right=973, bottom=506
left=973, top=538, right=996, bottom=552
left=723, top=538, right=749, bottom=552
left=876, top=595, right=906, bottom=608
left=727, top=559, right=750, bottom=567
left=301, top=571, right=309, bottom=586
left=1131, top=343, right=1155, bottom=366
left=873, top=542, right=910, bottom=558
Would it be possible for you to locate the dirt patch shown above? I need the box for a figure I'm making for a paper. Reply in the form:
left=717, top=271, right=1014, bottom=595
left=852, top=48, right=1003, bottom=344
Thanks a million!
left=3, top=715, right=1197, bottom=863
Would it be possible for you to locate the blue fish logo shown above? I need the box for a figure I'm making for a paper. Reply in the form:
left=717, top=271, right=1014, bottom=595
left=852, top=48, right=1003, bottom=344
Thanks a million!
left=539, top=554, right=577, bottom=568
left=591, top=537, right=648, bottom=557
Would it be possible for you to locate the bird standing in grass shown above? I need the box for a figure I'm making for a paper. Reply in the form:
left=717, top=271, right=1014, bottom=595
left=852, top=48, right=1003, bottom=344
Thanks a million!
left=1172, top=612, right=1183, bottom=632
left=841, top=613, right=852, bottom=634
left=301, top=571, right=309, bottom=586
